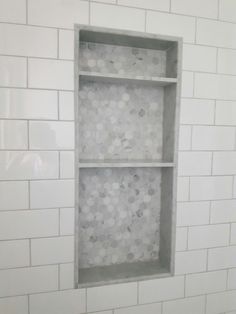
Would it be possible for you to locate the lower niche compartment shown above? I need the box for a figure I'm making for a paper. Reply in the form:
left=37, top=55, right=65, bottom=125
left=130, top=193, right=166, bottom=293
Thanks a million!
left=78, top=167, right=173, bottom=286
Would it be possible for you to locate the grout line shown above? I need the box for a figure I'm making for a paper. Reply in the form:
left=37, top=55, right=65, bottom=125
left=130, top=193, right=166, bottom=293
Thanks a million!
left=217, top=0, right=220, bottom=20
left=29, top=239, right=32, bottom=266
left=209, top=201, right=212, bottom=225
left=88, top=0, right=91, bottom=25
left=27, top=120, right=30, bottom=150
left=27, top=294, right=30, bottom=314
left=26, top=0, right=28, bottom=25
left=85, top=287, right=88, bottom=313
left=204, top=294, right=207, bottom=314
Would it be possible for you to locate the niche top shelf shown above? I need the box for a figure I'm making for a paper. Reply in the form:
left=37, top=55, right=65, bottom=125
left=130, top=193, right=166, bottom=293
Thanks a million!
left=79, top=159, right=175, bottom=168
left=79, top=71, right=177, bottom=87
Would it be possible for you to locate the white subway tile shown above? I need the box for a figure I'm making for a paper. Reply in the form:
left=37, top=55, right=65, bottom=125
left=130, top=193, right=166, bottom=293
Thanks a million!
left=178, top=125, right=191, bottom=151
left=180, top=98, right=215, bottom=125
left=31, top=236, right=74, bottom=266
left=208, top=246, right=236, bottom=270
left=91, top=2, right=145, bottom=32
left=87, top=282, right=137, bottom=312
left=197, top=18, right=236, bottom=49
left=30, top=180, right=74, bottom=209
left=190, top=176, right=233, bottom=201
left=213, top=152, right=236, bottom=175
left=59, top=263, right=74, bottom=290
left=0, top=24, right=57, bottom=58
left=218, top=48, right=236, bottom=75
left=0, top=88, right=58, bottom=120
left=118, top=0, right=170, bottom=11
left=175, top=250, right=207, bottom=275
left=0, top=181, right=29, bottom=211
left=59, top=30, right=74, bottom=60
left=0, top=240, right=29, bottom=269
left=215, top=101, right=236, bottom=126
left=0, top=120, right=27, bottom=149
left=188, top=224, right=230, bottom=249
left=28, top=0, right=89, bottom=28
left=211, top=200, right=236, bottom=223
left=163, top=296, right=205, bottom=314
left=59, top=91, right=74, bottom=121
left=60, top=152, right=75, bottom=178
left=0, top=56, right=26, bottom=88
left=177, top=177, right=189, bottom=201
left=60, top=208, right=75, bottom=235
left=139, top=276, right=184, bottom=304
left=0, top=209, right=59, bottom=240
left=0, top=0, right=26, bottom=23
left=206, top=290, right=236, bottom=314
left=0, top=151, right=59, bottom=180
left=183, top=44, right=217, bottom=72
left=178, top=152, right=212, bottom=176
left=28, top=59, right=73, bottom=90
left=146, top=11, right=195, bottom=43
left=0, top=265, right=58, bottom=297
left=227, top=268, right=236, bottom=290
left=192, top=126, right=235, bottom=151
left=181, top=71, right=194, bottom=97
left=30, top=289, right=86, bottom=314
left=177, top=201, right=210, bottom=226
left=0, top=296, right=28, bottom=314
left=172, top=0, right=218, bottom=18
left=230, top=223, right=236, bottom=245
left=29, top=121, right=74, bottom=150
left=195, top=73, right=236, bottom=100
left=115, top=303, right=162, bottom=314
left=186, top=270, right=227, bottom=297
left=176, top=227, right=187, bottom=251
left=219, top=0, right=236, bottom=23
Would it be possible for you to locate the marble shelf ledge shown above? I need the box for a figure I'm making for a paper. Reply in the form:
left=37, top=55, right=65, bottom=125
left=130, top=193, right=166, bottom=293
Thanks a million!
left=79, top=71, right=177, bottom=87
left=78, top=160, right=175, bottom=168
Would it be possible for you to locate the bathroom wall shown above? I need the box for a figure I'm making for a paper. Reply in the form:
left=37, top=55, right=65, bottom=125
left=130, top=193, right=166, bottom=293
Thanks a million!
left=0, top=0, right=236, bottom=313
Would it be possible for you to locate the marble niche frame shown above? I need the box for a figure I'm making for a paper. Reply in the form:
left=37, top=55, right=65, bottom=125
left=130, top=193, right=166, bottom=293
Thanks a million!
left=74, top=24, right=182, bottom=288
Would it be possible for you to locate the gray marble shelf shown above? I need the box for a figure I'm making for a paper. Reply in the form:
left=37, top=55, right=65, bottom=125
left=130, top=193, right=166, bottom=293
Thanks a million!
left=78, top=160, right=174, bottom=168
left=79, top=71, right=177, bottom=87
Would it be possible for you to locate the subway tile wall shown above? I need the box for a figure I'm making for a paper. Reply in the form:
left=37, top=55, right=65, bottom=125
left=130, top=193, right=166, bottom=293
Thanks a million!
left=0, top=0, right=236, bottom=313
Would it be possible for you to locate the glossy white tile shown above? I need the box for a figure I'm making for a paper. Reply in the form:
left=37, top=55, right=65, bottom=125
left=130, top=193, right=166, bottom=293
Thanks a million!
left=0, top=151, right=59, bottom=180
left=0, top=56, right=26, bottom=88
left=0, top=120, right=27, bottom=149
left=0, top=89, right=58, bottom=120
left=29, top=121, right=74, bottom=150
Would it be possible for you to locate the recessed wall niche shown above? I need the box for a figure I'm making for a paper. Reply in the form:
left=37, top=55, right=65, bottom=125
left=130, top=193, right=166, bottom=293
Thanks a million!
left=75, top=25, right=182, bottom=287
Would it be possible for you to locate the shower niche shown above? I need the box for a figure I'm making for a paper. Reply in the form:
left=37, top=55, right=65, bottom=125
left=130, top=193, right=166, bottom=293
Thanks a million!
left=75, top=25, right=182, bottom=287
